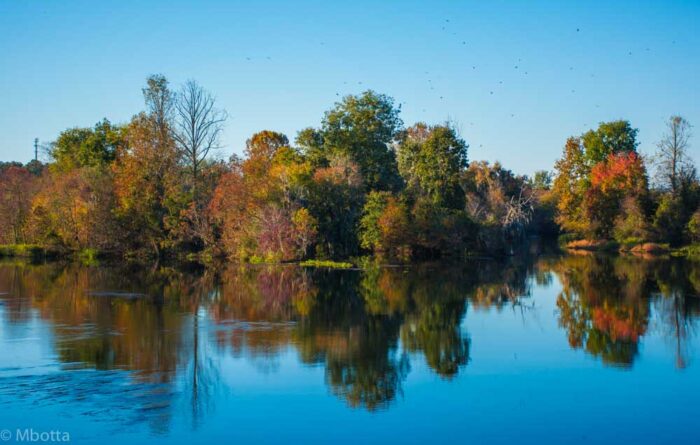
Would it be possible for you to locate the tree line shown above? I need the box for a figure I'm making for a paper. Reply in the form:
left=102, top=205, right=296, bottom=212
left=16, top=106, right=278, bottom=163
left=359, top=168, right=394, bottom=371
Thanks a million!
left=551, top=117, right=700, bottom=250
left=0, top=75, right=697, bottom=262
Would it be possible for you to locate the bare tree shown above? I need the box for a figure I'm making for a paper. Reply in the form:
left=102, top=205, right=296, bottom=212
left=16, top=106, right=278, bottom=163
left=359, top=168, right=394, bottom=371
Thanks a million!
left=502, top=187, right=534, bottom=241
left=655, top=116, right=694, bottom=196
left=173, top=80, right=227, bottom=199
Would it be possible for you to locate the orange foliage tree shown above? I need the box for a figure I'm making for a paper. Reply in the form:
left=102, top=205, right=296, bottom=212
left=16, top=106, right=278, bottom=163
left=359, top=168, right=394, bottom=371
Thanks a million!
left=28, top=168, right=118, bottom=251
left=209, top=131, right=317, bottom=261
left=584, top=152, right=649, bottom=239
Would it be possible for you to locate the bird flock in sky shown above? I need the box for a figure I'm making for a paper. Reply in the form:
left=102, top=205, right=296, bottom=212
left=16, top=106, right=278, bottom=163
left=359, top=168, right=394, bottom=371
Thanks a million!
left=233, top=16, right=676, bottom=152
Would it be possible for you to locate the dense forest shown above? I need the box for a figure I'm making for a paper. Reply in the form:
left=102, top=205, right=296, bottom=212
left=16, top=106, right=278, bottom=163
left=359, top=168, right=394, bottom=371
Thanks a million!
left=0, top=75, right=698, bottom=263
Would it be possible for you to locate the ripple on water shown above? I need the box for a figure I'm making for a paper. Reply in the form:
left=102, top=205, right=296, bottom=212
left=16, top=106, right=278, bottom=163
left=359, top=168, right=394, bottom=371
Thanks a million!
left=0, top=369, right=179, bottom=433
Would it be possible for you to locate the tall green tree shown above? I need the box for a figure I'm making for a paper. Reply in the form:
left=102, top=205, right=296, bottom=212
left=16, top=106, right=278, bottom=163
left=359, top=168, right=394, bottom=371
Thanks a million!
left=50, top=119, right=124, bottom=172
left=582, top=120, right=638, bottom=165
left=301, top=91, right=403, bottom=191
left=531, top=170, right=552, bottom=190
left=397, top=123, right=468, bottom=210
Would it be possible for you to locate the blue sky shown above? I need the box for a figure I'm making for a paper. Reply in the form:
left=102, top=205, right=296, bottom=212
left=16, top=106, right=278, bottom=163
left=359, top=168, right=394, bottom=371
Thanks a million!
left=1, top=0, right=698, bottom=175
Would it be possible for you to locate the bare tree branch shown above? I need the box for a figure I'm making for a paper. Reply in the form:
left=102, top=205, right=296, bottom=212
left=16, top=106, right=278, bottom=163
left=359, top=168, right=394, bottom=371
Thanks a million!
left=654, top=115, right=694, bottom=195
left=173, top=80, right=227, bottom=199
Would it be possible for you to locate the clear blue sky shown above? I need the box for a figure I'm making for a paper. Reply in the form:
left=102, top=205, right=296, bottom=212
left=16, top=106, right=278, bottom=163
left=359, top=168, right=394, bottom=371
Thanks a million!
left=1, top=0, right=698, bottom=175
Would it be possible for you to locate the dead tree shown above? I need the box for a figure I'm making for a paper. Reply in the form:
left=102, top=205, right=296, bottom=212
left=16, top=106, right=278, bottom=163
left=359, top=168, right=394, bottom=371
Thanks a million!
left=173, top=80, right=227, bottom=201
left=655, top=116, right=694, bottom=196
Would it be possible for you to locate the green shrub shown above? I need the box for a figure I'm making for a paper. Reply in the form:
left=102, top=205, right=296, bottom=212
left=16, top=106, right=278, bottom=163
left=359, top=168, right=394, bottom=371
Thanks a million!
left=687, top=209, right=700, bottom=243
left=674, top=244, right=700, bottom=260
left=77, top=248, right=100, bottom=266
left=618, top=237, right=646, bottom=250
left=0, top=244, right=45, bottom=258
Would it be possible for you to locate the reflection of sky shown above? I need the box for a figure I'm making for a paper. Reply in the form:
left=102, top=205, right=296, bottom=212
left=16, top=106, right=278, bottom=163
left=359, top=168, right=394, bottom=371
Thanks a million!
left=0, top=269, right=699, bottom=444
left=0, top=306, right=59, bottom=376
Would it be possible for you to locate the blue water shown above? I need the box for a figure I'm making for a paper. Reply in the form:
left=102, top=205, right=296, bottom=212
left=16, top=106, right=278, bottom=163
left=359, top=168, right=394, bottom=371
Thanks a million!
left=0, top=255, right=698, bottom=444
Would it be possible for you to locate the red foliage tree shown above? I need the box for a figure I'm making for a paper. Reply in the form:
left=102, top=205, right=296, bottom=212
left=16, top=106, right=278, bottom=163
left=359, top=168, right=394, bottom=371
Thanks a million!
left=584, top=152, right=649, bottom=239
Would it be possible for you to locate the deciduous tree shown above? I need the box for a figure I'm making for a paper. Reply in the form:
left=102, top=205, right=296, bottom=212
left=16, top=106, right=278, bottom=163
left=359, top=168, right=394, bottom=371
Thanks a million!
left=310, top=91, right=403, bottom=191
left=585, top=152, right=648, bottom=239
left=655, top=116, right=694, bottom=197
left=50, top=119, right=124, bottom=172
left=113, top=77, right=184, bottom=257
left=0, top=166, right=39, bottom=243
left=173, top=80, right=227, bottom=200
left=397, top=123, right=468, bottom=210
left=582, top=120, right=638, bottom=165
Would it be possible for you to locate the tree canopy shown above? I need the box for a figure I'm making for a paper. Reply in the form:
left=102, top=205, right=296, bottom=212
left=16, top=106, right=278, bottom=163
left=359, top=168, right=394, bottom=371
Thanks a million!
left=1, top=79, right=697, bottom=261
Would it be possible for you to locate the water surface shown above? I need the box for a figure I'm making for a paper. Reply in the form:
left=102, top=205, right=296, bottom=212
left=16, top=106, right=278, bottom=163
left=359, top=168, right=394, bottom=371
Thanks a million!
left=0, top=254, right=699, bottom=444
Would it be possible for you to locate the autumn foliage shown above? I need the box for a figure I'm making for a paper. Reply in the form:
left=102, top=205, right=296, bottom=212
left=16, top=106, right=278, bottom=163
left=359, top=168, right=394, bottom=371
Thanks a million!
left=590, top=152, right=646, bottom=194
left=3, top=77, right=697, bottom=262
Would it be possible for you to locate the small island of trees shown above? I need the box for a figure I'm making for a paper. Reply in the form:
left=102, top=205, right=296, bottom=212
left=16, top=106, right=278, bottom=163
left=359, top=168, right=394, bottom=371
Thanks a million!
left=0, top=75, right=698, bottom=264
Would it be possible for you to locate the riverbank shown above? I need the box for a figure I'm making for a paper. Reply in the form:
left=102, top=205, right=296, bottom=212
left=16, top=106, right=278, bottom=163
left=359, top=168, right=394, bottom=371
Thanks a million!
left=0, top=244, right=101, bottom=264
left=4, top=239, right=699, bottom=268
left=562, top=238, right=700, bottom=259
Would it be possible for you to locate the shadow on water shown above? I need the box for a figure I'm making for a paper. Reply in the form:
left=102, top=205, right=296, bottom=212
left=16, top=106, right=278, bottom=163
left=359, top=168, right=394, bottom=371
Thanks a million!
left=0, top=253, right=699, bottom=433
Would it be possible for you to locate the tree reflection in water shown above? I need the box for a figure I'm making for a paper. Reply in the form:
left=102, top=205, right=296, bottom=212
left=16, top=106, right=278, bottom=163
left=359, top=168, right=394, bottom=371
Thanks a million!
left=542, top=254, right=700, bottom=367
left=0, top=253, right=698, bottom=424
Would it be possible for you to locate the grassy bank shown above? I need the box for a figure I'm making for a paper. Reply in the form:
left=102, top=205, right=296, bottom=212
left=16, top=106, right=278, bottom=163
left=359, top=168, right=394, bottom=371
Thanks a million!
left=672, top=244, right=700, bottom=260
left=0, top=244, right=58, bottom=259
left=0, top=244, right=107, bottom=265
left=299, top=259, right=355, bottom=269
